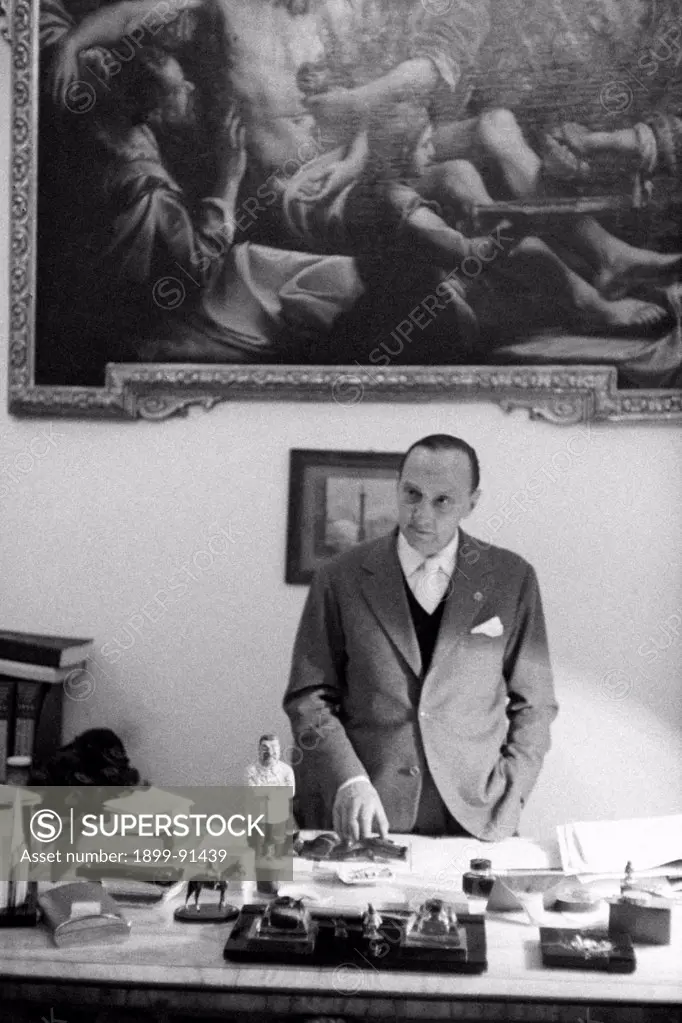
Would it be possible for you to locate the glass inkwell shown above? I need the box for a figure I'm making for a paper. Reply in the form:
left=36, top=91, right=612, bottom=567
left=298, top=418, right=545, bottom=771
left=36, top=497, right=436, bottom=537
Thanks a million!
left=462, top=858, right=495, bottom=911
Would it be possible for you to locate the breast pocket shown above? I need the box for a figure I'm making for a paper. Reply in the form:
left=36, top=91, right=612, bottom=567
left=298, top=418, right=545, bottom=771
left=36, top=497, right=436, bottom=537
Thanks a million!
left=460, top=632, right=506, bottom=669
left=451, top=634, right=508, bottom=717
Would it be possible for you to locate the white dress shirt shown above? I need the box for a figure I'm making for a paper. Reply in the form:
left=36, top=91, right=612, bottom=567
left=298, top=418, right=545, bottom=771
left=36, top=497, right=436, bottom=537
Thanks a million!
left=335, top=530, right=460, bottom=803
left=397, top=529, right=459, bottom=613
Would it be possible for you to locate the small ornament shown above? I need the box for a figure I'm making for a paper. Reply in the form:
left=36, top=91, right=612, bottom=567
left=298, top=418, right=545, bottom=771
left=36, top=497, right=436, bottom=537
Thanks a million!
left=245, top=734, right=296, bottom=895
left=608, top=860, right=672, bottom=945
left=362, top=903, right=383, bottom=941
left=620, top=861, right=635, bottom=896
left=174, top=878, right=239, bottom=923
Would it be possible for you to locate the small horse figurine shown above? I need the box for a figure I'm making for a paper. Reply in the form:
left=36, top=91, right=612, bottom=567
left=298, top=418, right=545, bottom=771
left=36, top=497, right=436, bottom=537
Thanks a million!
left=185, top=878, right=228, bottom=911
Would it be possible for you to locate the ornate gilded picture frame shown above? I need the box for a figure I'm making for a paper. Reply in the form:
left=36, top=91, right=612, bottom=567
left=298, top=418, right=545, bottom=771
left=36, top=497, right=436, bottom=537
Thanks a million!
left=5, top=0, right=682, bottom=421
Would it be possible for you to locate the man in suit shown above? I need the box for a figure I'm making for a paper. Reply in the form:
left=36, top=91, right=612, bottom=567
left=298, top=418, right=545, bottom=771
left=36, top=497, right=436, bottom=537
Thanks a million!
left=284, top=434, right=558, bottom=841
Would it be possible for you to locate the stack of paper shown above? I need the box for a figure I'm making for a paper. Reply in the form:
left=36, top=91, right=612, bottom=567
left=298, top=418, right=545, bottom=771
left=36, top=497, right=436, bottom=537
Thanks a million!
left=557, top=815, right=682, bottom=876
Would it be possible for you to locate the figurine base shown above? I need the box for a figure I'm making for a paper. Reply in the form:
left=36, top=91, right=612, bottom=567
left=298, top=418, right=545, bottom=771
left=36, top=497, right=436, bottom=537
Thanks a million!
left=224, top=905, right=487, bottom=973
left=174, top=904, right=240, bottom=923
left=0, top=904, right=39, bottom=928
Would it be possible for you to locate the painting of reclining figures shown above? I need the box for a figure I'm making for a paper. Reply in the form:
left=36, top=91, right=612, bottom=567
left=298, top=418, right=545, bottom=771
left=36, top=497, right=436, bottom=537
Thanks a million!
left=21, top=0, right=682, bottom=393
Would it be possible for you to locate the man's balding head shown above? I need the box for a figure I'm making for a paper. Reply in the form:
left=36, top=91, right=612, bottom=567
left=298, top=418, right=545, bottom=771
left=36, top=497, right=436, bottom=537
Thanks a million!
left=397, top=435, right=480, bottom=557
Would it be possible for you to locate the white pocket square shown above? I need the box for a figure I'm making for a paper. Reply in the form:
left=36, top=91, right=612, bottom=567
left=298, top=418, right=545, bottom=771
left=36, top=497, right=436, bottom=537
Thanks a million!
left=470, top=616, right=504, bottom=638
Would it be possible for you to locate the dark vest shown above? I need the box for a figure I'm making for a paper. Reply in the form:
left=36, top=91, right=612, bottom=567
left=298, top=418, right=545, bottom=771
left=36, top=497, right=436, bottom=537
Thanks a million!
left=403, top=578, right=447, bottom=677
left=403, top=576, right=470, bottom=836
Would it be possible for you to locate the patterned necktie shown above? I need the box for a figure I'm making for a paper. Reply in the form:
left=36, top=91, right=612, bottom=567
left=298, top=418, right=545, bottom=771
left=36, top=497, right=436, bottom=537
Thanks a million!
left=411, top=557, right=450, bottom=614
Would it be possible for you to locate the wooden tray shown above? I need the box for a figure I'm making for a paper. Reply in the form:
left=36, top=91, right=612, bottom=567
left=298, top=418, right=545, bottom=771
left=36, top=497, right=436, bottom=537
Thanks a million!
left=224, top=904, right=487, bottom=973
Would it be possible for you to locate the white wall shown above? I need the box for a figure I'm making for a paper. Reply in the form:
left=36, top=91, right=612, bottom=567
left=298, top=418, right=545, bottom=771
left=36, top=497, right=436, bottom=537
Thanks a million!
left=1, top=40, right=681, bottom=845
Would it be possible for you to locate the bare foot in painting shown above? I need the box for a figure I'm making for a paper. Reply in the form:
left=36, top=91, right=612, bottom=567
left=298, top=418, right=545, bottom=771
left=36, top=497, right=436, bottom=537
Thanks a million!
left=557, top=122, right=593, bottom=156
left=595, top=250, right=682, bottom=299
left=573, top=294, right=669, bottom=334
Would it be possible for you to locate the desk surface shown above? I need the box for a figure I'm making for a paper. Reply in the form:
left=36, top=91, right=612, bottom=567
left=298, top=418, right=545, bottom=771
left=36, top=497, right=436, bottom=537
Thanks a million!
left=1, top=837, right=681, bottom=1020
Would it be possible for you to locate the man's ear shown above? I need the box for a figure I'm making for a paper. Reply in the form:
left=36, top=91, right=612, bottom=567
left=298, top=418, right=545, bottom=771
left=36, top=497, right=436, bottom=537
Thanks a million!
left=468, top=488, right=481, bottom=514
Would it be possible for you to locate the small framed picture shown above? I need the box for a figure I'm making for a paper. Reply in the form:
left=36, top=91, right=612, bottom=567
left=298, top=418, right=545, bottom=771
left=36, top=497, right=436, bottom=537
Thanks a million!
left=286, top=450, right=402, bottom=585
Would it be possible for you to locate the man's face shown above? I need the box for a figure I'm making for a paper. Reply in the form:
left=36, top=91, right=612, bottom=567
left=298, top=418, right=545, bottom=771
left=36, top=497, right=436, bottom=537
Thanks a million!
left=157, top=58, right=196, bottom=128
left=259, top=739, right=280, bottom=766
left=397, top=446, right=480, bottom=557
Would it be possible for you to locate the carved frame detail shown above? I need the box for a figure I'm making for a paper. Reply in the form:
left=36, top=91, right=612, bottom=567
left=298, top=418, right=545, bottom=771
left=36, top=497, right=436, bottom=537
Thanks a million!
left=7, top=1, right=682, bottom=422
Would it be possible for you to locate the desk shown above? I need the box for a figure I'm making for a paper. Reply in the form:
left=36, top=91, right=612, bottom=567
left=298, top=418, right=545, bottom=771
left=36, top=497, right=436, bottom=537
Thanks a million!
left=1, top=837, right=681, bottom=1023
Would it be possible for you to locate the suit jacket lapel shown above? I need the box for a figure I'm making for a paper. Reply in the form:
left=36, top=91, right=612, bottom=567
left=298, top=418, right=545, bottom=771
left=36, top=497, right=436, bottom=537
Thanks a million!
left=360, top=533, right=422, bottom=678
left=428, top=531, right=495, bottom=676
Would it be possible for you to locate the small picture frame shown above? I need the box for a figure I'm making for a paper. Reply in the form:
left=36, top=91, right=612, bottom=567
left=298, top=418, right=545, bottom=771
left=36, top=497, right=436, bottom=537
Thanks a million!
left=285, top=450, right=402, bottom=585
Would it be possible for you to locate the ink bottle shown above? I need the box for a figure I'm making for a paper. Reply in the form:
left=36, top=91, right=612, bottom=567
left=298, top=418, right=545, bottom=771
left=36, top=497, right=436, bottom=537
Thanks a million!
left=462, top=858, right=495, bottom=898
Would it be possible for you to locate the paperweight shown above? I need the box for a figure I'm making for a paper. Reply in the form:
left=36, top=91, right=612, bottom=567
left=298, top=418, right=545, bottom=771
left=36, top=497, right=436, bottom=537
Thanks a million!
left=552, top=881, right=602, bottom=913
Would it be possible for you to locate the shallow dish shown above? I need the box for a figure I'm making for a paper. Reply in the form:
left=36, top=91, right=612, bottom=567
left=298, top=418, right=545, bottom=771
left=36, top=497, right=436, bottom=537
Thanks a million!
left=336, top=865, right=395, bottom=886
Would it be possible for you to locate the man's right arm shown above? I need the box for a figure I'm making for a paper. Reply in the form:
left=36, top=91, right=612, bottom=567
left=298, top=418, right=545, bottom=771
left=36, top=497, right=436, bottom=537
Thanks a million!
left=284, top=562, right=388, bottom=838
left=284, top=565, right=390, bottom=839
left=46, top=0, right=203, bottom=105
left=284, top=566, right=369, bottom=816
left=54, top=0, right=202, bottom=55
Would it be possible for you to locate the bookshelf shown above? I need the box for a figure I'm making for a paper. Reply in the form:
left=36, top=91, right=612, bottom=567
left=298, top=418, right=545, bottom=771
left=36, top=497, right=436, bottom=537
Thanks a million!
left=0, top=677, right=65, bottom=782
left=0, top=631, right=92, bottom=782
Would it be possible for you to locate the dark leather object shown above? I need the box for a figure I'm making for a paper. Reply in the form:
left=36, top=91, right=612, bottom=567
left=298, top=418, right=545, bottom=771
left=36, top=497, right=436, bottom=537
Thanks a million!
left=29, top=727, right=141, bottom=787
left=295, top=833, right=408, bottom=862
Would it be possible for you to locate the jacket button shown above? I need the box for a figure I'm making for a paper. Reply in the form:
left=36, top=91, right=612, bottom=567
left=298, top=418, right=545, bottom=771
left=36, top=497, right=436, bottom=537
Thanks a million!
left=408, top=766, right=421, bottom=777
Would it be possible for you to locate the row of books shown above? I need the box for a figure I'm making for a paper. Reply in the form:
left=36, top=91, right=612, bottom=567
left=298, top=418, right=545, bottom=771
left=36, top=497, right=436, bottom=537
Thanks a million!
left=0, top=629, right=93, bottom=783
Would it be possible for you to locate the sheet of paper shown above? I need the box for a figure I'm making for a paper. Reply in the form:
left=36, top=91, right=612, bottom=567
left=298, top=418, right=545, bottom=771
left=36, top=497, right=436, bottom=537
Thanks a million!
left=408, top=836, right=558, bottom=879
left=557, top=815, right=682, bottom=873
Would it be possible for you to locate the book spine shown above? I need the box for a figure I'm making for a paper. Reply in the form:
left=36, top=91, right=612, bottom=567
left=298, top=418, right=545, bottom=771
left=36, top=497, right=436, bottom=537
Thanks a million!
left=0, top=658, right=80, bottom=683
left=13, top=681, right=48, bottom=757
left=0, top=641, right=62, bottom=668
left=0, top=680, right=15, bottom=783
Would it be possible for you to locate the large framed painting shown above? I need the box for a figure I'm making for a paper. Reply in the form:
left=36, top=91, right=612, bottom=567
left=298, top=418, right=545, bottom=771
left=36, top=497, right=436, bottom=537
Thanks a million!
left=5, top=0, right=682, bottom=421
left=286, top=448, right=401, bottom=583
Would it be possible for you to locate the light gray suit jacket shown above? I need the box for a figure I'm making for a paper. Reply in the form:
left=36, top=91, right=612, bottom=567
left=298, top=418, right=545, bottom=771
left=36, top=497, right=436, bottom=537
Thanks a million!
left=284, top=530, right=558, bottom=840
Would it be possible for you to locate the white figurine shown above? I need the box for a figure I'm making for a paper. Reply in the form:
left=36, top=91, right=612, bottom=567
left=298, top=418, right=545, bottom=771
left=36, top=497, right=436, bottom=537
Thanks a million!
left=245, top=735, right=295, bottom=791
left=245, top=734, right=295, bottom=860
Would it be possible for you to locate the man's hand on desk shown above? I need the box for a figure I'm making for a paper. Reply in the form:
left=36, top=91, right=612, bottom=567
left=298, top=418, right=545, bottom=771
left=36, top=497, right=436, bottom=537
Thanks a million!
left=333, top=778, right=389, bottom=842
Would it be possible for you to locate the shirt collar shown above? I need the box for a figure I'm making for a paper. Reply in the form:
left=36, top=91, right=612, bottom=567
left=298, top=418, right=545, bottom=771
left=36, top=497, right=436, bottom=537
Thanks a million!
left=397, top=529, right=459, bottom=579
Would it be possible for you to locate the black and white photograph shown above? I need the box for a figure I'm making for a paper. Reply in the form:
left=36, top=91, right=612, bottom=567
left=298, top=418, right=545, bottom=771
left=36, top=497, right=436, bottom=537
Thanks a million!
left=1, top=2, right=681, bottom=1022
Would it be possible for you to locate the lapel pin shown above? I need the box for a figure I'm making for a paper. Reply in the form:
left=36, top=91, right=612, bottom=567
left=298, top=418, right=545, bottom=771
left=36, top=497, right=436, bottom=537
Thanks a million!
left=473, top=591, right=483, bottom=602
